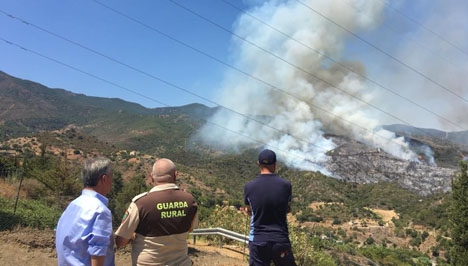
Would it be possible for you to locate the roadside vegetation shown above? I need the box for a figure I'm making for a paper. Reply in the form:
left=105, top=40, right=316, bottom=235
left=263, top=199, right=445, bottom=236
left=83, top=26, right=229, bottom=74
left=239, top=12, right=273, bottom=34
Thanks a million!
left=0, top=144, right=459, bottom=265
left=3, top=73, right=467, bottom=265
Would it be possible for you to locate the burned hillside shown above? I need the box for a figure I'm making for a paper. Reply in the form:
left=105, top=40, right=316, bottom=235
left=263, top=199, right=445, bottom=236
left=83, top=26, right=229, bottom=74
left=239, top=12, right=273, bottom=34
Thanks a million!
left=325, top=136, right=457, bottom=196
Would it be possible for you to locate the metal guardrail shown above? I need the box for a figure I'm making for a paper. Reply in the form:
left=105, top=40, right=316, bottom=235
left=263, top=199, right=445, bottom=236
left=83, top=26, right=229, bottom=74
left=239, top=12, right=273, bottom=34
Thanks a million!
left=190, top=227, right=249, bottom=248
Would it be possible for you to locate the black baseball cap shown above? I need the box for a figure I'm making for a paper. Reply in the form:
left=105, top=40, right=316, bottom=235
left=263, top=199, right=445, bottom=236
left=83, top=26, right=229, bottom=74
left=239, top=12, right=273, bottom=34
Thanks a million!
left=258, top=149, right=277, bottom=165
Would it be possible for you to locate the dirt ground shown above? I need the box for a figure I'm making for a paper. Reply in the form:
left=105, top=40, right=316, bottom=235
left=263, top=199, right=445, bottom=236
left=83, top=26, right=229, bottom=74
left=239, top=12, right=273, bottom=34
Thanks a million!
left=0, top=228, right=247, bottom=266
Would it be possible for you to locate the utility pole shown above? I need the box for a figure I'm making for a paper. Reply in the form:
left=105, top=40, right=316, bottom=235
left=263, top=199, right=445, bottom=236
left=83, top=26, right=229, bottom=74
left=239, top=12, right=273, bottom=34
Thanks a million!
left=13, top=164, right=24, bottom=214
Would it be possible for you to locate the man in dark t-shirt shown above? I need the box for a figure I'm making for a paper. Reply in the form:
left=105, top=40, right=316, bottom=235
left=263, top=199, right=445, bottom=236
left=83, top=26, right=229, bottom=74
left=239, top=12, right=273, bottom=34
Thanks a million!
left=243, top=149, right=296, bottom=266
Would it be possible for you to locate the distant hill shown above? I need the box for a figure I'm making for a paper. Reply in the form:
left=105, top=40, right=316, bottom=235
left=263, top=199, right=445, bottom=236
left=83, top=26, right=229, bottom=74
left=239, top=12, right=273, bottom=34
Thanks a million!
left=0, top=71, right=152, bottom=125
left=0, top=71, right=217, bottom=152
left=382, top=124, right=468, bottom=168
left=3, top=70, right=466, bottom=149
left=383, top=124, right=468, bottom=148
left=1, top=70, right=466, bottom=193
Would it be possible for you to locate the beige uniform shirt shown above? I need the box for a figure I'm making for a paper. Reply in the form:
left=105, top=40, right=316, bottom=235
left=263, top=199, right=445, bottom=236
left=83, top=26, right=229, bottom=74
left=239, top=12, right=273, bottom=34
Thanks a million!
left=115, top=184, right=198, bottom=266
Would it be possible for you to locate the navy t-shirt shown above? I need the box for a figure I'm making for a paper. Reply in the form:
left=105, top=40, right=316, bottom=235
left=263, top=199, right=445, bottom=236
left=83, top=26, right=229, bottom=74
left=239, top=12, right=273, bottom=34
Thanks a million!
left=243, top=173, right=292, bottom=243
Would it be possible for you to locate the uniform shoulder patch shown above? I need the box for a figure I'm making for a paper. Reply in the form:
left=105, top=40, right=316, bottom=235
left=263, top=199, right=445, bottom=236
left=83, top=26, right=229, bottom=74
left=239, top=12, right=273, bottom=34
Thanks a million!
left=132, top=192, right=148, bottom=202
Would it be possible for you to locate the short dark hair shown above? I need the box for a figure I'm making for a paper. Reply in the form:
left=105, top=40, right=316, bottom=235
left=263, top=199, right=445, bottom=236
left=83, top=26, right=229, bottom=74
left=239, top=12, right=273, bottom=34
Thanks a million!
left=82, top=157, right=112, bottom=187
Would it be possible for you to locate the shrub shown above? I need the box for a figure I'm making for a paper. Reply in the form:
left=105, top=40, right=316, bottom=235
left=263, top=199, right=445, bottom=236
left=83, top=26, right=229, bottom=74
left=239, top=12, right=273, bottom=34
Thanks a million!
left=364, top=236, right=375, bottom=245
left=332, top=218, right=341, bottom=225
left=358, top=245, right=431, bottom=265
left=0, top=197, right=62, bottom=230
left=200, top=205, right=338, bottom=265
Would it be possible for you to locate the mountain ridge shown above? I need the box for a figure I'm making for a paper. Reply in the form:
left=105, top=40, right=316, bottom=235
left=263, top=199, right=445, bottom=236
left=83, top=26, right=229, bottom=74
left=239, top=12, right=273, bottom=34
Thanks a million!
left=1, top=71, right=464, bottom=264
left=0, top=71, right=217, bottom=144
left=2, top=70, right=467, bottom=146
left=1, top=70, right=465, bottom=196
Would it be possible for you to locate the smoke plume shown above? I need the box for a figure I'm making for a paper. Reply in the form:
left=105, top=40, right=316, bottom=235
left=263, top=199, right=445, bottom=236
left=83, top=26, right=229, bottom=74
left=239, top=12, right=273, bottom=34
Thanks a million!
left=195, top=0, right=447, bottom=171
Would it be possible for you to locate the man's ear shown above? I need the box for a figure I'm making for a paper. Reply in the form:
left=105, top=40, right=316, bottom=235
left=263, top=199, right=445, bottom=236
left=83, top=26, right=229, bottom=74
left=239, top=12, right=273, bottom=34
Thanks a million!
left=101, top=174, right=110, bottom=184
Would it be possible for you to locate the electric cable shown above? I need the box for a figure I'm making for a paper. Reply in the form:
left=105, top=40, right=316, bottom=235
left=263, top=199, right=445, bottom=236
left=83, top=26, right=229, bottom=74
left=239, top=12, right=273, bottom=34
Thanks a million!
left=90, top=0, right=466, bottom=147
left=219, top=0, right=466, bottom=131
left=0, top=8, right=413, bottom=156
left=0, top=37, right=329, bottom=165
left=1, top=2, right=458, bottom=164
left=381, top=0, right=468, bottom=58
left=295, top=0, right=468, bottom=104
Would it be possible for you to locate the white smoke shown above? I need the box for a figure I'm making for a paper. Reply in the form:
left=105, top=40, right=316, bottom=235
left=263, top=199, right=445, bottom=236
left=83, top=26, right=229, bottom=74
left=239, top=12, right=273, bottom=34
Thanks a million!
left=195, top=0, right=423, bottom=171
left=363, top=1, right=468, bottom=131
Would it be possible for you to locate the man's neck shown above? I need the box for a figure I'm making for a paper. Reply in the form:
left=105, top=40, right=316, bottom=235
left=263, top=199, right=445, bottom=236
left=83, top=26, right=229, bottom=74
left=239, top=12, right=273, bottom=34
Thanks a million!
left=154, top=181, right=175, bottom=186
left=84, top=187, right=104, bottom=196
left=259, top=163, right=275, bottom=174
left=260, top=169, right=273, bottom=174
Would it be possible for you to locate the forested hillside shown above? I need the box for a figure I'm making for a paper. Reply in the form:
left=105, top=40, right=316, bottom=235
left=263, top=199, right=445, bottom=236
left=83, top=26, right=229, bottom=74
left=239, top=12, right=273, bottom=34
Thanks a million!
left=1, top=71, right=466, bottom=265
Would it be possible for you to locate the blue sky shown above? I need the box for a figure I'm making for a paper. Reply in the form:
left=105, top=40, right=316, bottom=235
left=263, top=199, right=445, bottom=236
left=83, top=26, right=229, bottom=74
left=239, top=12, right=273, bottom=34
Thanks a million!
left=1, top=0, right=468, bottom=132
left=1, top=0, right=245, bottom=108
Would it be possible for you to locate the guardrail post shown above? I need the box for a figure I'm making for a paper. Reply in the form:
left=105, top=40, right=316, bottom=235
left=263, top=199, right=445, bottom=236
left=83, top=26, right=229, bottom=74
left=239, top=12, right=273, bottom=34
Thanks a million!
left=219, top=235, right=222, bottom=248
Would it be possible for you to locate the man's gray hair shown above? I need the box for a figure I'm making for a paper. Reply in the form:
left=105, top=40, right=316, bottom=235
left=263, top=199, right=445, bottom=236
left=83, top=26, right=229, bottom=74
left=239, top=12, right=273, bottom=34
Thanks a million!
left=82, top=157, right=112, bottom=187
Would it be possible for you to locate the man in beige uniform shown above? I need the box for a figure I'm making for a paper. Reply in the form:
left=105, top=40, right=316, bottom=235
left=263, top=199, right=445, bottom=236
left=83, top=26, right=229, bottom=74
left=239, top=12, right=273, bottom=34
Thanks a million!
left=115, top=158, right=198, bottom=266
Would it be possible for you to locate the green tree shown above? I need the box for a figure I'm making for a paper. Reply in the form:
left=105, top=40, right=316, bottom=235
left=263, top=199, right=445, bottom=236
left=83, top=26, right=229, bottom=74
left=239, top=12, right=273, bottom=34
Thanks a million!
left=23, top=155, right=81, bottom=207
left=111, top=174, right=148, bottom=227
left=449, top=161, right=468, bottom=265
left=108, top=171, right=124, bottom=227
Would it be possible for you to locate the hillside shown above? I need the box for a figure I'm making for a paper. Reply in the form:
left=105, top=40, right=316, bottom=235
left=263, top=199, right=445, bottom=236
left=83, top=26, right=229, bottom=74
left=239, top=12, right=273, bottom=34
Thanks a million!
left=0, top=71, right=217, bottom=150
left=1, top=70, right=465, bottom=265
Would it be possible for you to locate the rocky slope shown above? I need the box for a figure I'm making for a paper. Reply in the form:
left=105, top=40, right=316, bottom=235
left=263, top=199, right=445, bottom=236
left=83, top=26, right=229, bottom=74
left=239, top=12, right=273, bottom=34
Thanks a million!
left=326, top=136, right=456, bottom=196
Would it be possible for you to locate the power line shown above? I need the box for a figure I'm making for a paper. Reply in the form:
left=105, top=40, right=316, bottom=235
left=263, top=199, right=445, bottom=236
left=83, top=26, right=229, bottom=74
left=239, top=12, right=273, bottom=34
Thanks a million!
left=162, top=0, right=468, bottom=141
left=0, top=37, right=165, bottom=106
left=381, top=0, right=468, bottom=58
left=0, top=37, right=319, bottom=165
left=167, top=0, right=468, bottom=134
left=3, top=2, right=463, bottom=134
left=0, top=32, right=348, bottom=166
left=1, top=10, right=339, bottom=155
left=219, top=0, right=466, bottom=131
left=0, top=4, right=451, bottom=162
left=84, top=3, right=403, bottom=142
left=1, top=3, right=456, bottom=164
left=1, top=7, right=416, bottom=155
left=86, top=2, right=448, bottom=152
left=295, top=0, right=468, bottom=104
left=340, top=0, right=466, bottom=79
left=164, top=0, right=435, bottom=128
